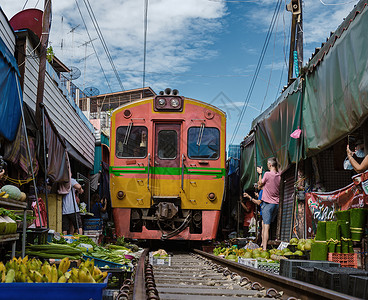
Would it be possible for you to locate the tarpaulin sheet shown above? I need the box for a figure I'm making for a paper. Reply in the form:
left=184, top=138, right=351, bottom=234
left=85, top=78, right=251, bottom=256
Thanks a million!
left=253, top=78, right=303, bottom=172
left=305, top=171, right=368, bottom=237
left=240, top=134, right=256, bottom=191
left=0, top=36, right=22, bottom=141
left=44, top=109, right=70, bottom=183
left=228, top=144, right=240, bottom=176
left=303, top=4, right=368, bottom=156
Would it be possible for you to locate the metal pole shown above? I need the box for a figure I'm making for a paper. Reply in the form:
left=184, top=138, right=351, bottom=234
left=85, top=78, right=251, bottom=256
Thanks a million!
left=41, top=104, right=49, bottom=228
left=287, top=14, right=297, bottom=84
left=21, top=209, right=27, bottom=258
left=15, top=76, right=43, bottom=228
left=71, top=187, right=80, bottom=232
left=296, top=4, right=303, bottom=73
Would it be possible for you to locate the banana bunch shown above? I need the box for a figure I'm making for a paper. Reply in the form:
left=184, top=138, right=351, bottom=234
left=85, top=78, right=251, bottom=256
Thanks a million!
left=0, top=256, right=108, bottom=283
left=0, top=191, right=9, bottom=198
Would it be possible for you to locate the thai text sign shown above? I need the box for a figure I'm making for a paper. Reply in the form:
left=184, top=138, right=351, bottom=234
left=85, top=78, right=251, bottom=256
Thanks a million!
left=305, top=171, right=368, bottom=237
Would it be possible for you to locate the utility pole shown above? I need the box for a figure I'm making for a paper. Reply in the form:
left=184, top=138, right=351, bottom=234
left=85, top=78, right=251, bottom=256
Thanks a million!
left=286, top=0, right=303, bottom=84
left=35, top=0, right=52, bottom=126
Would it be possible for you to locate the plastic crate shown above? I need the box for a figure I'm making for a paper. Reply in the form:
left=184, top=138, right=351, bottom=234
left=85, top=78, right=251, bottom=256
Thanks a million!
left=328, top=253, right=358, bottom=268
left=83, top=255, right=124, bottom=268
left=83, top=230, right=103, bottom=244
left=238, top=257, right=258, bottom=268
left=149, top=252, right=171, bottom=266
left=17, top=228, right=49, bottom=250
left=313, top=266, right=368, bottom=293
left=349, top=275, right=368, bottom=299
left=257, top=262, right=280, bottom=274
left=100, top=268, right=133, bottom=289
left=0, top=282, right=107, bottom=300
left=279, top=259, right=340, bottom=279
left=83, top=218, right=103, bottom=230
left=296, top=267, right=314, bottom=283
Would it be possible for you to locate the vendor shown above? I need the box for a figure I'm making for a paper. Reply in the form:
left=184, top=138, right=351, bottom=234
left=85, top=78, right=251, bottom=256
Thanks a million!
left=346, top=139, right=368, bottom=173
left=91, top=194, right=107, bottom=219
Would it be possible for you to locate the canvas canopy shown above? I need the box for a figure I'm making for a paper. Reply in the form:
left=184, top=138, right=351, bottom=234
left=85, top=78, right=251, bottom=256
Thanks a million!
left=0, top=36, right=22, bottom=141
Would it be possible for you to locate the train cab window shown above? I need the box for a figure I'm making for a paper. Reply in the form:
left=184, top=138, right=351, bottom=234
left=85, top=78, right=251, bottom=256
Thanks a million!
left=188, top=127, right=220, bottom=159
left=157, top=130, right=177, bottom=159
left=116, top=126, right=147, bottom=158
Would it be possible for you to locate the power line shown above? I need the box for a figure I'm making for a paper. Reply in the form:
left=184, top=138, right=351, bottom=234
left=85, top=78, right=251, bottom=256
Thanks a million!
left=75, top=0, right=113, bottom=92
left=143, top=0, right=149, bottom=89
left=82, top=0, right=125, bottom=91
left=22, top=0, right=30, bottom=10
left=261, top=6, right=281, bottom=112
left=229, top=0, right=282, bottom=145
left=319, top=0, right=356, bottom=5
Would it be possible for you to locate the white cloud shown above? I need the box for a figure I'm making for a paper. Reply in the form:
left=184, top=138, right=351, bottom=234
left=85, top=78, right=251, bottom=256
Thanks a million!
left=2, top=0, right=226, bottom=93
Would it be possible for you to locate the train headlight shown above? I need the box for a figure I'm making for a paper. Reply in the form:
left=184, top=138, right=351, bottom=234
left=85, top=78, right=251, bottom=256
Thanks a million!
left=207, top=192, right=216, bottom=201
left=117, top=191, right=125, bottom=200
left=170, top=98, right=180, bottom=108
left=158, top=98, right=166, bottom=106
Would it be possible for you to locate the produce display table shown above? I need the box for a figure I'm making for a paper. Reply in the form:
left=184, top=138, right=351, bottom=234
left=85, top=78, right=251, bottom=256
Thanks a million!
left=0, top=197, right=27, bottom=257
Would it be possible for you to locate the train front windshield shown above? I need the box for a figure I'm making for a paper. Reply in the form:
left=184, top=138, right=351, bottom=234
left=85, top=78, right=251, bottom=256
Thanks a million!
left=116, top=126, right=148, bottom=158
left=187, top=127, right=220, bottom=159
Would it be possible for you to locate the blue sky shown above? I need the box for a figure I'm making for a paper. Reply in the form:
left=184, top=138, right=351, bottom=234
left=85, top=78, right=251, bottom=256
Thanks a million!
left=2, top=0, right=358, bottom=148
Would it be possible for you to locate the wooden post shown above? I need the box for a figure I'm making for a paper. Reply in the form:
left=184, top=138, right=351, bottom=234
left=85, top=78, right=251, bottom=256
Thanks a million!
left=35, top=0, right=52, bottom=126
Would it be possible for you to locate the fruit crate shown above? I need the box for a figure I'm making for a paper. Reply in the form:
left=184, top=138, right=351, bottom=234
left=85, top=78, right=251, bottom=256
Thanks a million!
left=349, top=275, right=368, bottom=299
left=279, top=259, right=340, bottom=279
left=0, top=282, right=107, bottom=300
left=83, top=218, right=103, bottom=230
left=257, top=262, right=279, bottom=274
left=149, top=252, right=171, bottom=266
left=313, top=266, right=368, bottom=293
left=100, top=268, right=133, bottom=289
left=296, top=267, right=314, bottom=284
left=83, top=255, right=124, bottom=268
left=328, top=253, right=357, bottom=268
left=237, top=257, right=258, bottom=268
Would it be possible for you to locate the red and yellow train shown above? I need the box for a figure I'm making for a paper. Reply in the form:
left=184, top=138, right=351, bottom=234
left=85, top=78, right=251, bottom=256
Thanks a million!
left=110, top=89, right=226, bottom=240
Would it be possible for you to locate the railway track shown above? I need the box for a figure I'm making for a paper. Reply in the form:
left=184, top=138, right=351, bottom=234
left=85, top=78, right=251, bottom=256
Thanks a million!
left=119, top=248, right=360, bottom=300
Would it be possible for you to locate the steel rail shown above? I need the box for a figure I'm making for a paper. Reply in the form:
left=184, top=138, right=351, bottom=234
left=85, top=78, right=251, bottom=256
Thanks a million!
left=194, top=249, right=360, bottom=300
left=132, top=248, right=149, bottom=300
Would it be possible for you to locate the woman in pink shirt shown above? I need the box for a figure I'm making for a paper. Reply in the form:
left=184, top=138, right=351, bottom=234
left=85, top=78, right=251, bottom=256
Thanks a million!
left=257, top=157, right=280, bottom=250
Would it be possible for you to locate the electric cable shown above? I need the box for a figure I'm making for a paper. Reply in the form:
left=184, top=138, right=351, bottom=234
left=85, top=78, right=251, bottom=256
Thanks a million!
left=75, top=0, right=113, bottom=92
left=22, top=0, right=30, bottom=10
left=229, top=0, right=282, bottom=144
left=142, top=0, right=149, bottom=89
left=260, top=6, right=282, bottom=112
left=82, top=0, right=125, bottom=91
left=319, top=0, right=356, bottom=5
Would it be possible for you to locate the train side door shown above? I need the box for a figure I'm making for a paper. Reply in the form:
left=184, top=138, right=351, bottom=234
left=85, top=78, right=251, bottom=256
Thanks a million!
left=152, top=123, right=181, bottom=196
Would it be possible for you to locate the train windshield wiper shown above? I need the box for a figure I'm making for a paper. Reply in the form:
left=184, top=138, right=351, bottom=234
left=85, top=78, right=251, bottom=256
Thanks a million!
left=196, top=123, right=205, bottom=147
left=123, top=122, right=133, bottom=145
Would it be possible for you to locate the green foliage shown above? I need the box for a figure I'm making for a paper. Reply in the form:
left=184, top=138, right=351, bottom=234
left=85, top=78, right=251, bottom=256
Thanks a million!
left=46, top=46, right=54, bottom=63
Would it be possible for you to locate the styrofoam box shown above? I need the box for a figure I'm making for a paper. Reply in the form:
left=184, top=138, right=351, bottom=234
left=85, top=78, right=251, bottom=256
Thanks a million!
left=238, top=257, right=258, bottom=268
left=149, top=252, right=171, bottom=266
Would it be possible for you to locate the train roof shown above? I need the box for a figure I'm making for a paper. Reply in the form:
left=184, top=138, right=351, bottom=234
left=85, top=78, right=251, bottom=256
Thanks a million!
left=111, top=96, right=226, bottom=118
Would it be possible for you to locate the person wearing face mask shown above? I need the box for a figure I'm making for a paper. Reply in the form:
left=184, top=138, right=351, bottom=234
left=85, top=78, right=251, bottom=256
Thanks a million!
left=345, top=139, right=368, bottom=174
